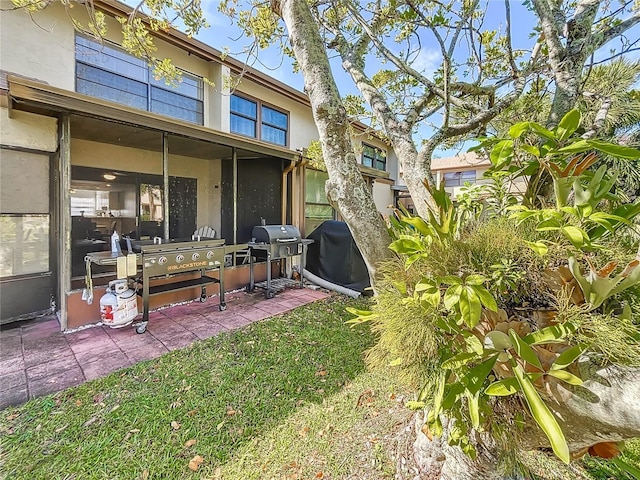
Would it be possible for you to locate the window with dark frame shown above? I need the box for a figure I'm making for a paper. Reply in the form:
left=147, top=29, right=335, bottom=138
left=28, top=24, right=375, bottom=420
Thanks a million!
left=230, top=94, right=289, bottom=146
left=362, top=143, right=387, bottom=171
left=75, top=35, right=204, bottom=125
left=443, top=170, right=477, bottom=187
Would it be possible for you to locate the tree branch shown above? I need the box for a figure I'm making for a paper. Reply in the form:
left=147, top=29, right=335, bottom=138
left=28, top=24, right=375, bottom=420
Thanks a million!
left=581, top=94, right=612, bottom=139
left=592, top=9, right=640, bottom=52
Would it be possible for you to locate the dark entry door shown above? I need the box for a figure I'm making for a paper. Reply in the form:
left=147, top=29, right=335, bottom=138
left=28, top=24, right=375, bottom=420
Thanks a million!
left=169, top=176, right=197, bottom=239
left=0, top=149, right=53, bottom=323
left=221, top=158, right=283, bottom=243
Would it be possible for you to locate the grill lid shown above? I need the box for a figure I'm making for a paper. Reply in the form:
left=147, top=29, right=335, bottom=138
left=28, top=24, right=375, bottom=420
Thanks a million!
left=252, top=225, right=301, bottom=244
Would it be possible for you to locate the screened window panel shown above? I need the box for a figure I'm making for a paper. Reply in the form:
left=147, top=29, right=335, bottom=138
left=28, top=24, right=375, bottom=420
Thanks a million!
left=150, top=73, right=202, bottom=100
left=262, top=106, right=288, bottom=128
left=76, top=36, right=204, bottom=124
left=151, top=87, right=204, bottom=124
left=230, top=95, right=257, bottom=118
left=444, top=171, right=476, bottom=187
left=77, top=63, right=147, bottom=110
left=0, top=215, right=49, bottom=277
left=261, top=124, right=286, bottom=145
left=230, top=114, right=257, bottom=137
left=76, top=36, right=147, bottom=82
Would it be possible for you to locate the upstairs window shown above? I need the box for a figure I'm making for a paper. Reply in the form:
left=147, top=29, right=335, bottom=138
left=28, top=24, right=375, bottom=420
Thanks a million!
left=362, top=144, right=387, bottom=171
left=230, top=94, right=289, bottom=146
left=443, top=170, right=476, bottom=187
left=75, top=35, right=204, bottom=124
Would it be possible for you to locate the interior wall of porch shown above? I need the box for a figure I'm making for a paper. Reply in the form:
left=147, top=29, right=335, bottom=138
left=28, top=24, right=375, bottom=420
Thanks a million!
left=70, top=138, right=222, bottom=235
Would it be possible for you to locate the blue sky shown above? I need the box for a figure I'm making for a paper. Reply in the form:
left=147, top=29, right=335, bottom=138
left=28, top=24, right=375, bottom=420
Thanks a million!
left=189, top=0, right=639, bottom=155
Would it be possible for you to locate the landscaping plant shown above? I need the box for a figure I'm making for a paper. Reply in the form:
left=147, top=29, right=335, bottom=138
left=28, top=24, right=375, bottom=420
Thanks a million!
left=349, top=110, right=640, bottom=478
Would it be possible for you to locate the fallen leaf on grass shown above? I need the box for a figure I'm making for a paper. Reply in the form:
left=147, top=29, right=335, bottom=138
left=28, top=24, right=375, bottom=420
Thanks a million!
left=188, top=455, right=204, bottom=471
left=75, top=400, right=82, bottom=407
left=55, top=424, right=69, bottom=433
left=184, top=439, right=197, bottom=448
left=298, top=426, right=310, bottom=438
left=216, top=421, right=225, bottom=431
left=93, top=393, right=105, bottom=404
left=187, top=409, right=198, bottom=417
left=171, top=421, right=181, bottom=430
left=35, top=424, right=42, bottom=431
left=5, top=412, right=19, bottom=421
left=315, top=472, right=324, bottom=479
left=83, top=416, right=98, bottom=427
left=315, top=370, right=327, bottom=377
left=123, top=429, right=141, bottom=442
left=141, top=469, right=149, bottom=480
left=226, top=409, right=236, bottom=416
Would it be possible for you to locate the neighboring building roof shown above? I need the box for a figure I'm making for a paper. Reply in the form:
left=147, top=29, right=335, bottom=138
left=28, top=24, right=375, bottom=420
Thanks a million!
left=431, top=152, right=490, bottom=171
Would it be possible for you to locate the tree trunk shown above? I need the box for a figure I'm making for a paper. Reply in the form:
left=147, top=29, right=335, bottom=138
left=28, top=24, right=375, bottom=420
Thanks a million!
left=408, top=363, right=640, bottom=479
left=277, top=0, right=395, bottom=285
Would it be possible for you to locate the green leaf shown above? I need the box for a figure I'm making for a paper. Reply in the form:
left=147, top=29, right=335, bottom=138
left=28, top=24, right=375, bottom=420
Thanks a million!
left=442, top=352, right=479, bottom=370
left=546, top=369, right=583, bottom=385
left=586, top=140, right=640, bottom=159
left=462, top=331, right=485, bottom=355
left=529, top=123, right=557, bottom=142
left=555, top=109, right=581, bottom=141
left=400, top=215, right=435, bottom=237
left=561, top=225, right=586, bottom=247
left=520, top=144, right=541, bottom=157
left=551, top=344, right=585, bottom=370
left=441, top=275, right=462, bottom=285
left=444, top=284, right=463, bottom=310
left=389, top=237, right=425, bottom=255
left=389, top=358, right=403, bottom=367
left=508, top=122, right=532, bottom=138
left=460, top=287, right=482, bottom=328
left=406, top=400, right=427, bottom=410
left=509, top=329, right=543, bottom=370
left=524, top=240, right=548, bottom=256
left=485, top=378, right=520, bottom=396
left=611, top=456, right=640, bottom=479
left=465, top=274, right=486, bottom=286
left=512, top=363, right=570, bottom=463
left=467, top=391, right=481, bottom=428
left=472, top=285, right=498, bottom=312
left=461, top=354, right=499, bottom=394
left=556, top=140, right=590, bottom=154
left=490, top=140, right=514, bottom=165
left=524, top=323, right=577, bottom=345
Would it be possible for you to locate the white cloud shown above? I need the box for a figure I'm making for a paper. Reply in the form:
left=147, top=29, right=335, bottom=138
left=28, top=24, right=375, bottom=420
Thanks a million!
left=411, top=48, right=441, bottom=77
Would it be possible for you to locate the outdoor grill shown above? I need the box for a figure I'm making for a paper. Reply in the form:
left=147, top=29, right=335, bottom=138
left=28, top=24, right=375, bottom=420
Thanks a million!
left=246, top=225, right=313, bottom=298
left=85, top=238, right=248, bottom=334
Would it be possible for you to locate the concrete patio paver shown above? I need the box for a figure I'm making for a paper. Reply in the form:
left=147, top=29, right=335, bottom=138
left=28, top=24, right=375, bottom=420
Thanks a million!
left=0, top=287, right=331, bottom=409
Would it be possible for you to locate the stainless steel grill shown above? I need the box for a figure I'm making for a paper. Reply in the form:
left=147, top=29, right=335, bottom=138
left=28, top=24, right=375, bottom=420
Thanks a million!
left=85, top=238, right=247, bottom=334
left=246, top=225, right=313, bottom=298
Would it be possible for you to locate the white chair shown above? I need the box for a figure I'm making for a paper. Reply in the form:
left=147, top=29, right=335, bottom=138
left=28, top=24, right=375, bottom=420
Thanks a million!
left=192, top=226, right=216, bottom=240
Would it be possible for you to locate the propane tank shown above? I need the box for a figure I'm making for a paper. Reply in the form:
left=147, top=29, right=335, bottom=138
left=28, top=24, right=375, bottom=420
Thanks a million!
left=100, top=280, right=139, bottom=328
left=100, top=286, right=119, bottom=326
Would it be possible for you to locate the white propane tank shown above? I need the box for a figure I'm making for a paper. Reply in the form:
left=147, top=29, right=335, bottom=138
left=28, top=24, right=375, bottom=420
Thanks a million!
left=100, top=280, right=138, bottom=328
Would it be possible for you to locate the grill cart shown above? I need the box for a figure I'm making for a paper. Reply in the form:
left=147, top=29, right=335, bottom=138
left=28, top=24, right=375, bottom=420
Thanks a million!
left=246, top=225, right=313, bottom=298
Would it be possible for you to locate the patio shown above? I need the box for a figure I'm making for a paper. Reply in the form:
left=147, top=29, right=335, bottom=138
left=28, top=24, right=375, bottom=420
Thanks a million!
left=0, top=287, right=330, bottom=410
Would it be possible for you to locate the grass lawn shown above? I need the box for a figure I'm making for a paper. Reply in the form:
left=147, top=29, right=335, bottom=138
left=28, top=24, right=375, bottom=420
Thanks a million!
left=1, top=296, right=638, bottom=479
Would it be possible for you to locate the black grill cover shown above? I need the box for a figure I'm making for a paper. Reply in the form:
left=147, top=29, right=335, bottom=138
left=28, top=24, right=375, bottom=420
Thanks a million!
left=306, top=221, right=370, bottom=292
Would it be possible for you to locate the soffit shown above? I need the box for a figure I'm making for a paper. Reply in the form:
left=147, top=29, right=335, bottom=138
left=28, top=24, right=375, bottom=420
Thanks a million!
left=8, top=76, right=300, bottom=161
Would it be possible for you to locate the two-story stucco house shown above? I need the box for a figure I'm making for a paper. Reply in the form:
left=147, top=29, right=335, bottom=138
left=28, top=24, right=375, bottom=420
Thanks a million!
left=0, top=0, right=398, bottom=329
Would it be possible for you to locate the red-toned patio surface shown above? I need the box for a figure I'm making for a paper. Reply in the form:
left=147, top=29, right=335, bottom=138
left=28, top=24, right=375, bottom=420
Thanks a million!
left=0, top=287, right=330, bottom=410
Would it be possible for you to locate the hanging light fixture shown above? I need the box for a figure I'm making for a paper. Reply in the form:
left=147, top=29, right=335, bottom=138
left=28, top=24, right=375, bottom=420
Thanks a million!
left=103, top=173, right=116, bottom=181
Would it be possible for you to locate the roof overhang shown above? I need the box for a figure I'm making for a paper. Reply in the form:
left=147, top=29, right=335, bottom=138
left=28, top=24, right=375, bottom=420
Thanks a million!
left=6, top=75, right=301, bottom=162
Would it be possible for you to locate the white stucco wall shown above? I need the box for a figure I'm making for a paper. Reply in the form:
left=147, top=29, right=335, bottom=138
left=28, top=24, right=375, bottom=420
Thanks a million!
left=372, top=180, right=394, bottom=217
left=0, top=108, right=58, bottom=152
left=0, top=2, right=76, bottom=90
left=233, top=81, right=318, bottom=151
left=71, top=138, right=221, bottom=231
